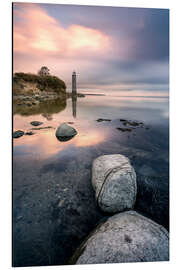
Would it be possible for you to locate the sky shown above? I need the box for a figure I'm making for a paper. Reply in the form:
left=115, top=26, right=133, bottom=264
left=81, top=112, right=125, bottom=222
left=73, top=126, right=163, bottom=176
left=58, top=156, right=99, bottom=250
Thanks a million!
left=13, top=2, right=169, bottom=96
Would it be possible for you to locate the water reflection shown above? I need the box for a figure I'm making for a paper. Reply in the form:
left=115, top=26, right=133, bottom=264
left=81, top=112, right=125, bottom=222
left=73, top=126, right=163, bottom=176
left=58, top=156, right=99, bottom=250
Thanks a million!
left=72, top=95, right=77, bottom=118
left=13, top=94, right=169, bottom=267
left=13, top=124, right=107, bottom=158
left=13, top=97, right=67, bottom=118
left=41, top=113, right=53, bottom=121
left=13, top=95, right=169, bottom=159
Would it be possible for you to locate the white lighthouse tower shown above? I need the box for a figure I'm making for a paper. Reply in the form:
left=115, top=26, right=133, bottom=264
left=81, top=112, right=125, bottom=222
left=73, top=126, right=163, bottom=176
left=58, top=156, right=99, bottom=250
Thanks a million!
left=72, top=71, right=77, bottom=95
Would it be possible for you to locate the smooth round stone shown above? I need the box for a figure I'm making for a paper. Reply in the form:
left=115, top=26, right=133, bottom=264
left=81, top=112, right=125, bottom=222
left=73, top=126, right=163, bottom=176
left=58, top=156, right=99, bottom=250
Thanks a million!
left=30, top=121, right=43, bottom=126
left=56, top=123, right=77, bottom=141
left=71, top=211, right=169, bottom=264
left=92, top=154, right=137, bottom=213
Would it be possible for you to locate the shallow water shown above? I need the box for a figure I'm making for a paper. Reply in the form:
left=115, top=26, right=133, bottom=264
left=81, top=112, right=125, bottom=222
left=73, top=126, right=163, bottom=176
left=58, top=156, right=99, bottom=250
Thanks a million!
left=13, top=94, right=169, bottom=266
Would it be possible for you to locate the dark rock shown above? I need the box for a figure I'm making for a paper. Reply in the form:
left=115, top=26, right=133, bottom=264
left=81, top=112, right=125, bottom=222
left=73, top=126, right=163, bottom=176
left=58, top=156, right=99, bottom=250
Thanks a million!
left=13, top=130, right=24, bottom=138
left=120, top=119, right=127, bottom=122
left=25, top=131, right=35, bottom=136
left=56, top=123, right=77, bottom=142
left=71, top=211, right=169, bottom=264
left=116, top=127, right=132, bottom=132
left=123, top=120, right=143, bottom=127
left=120, top=119, right=144, bottom=127
left=30, top=121, right=43, bottom=126
left=96, top=118, right=111, bottom=122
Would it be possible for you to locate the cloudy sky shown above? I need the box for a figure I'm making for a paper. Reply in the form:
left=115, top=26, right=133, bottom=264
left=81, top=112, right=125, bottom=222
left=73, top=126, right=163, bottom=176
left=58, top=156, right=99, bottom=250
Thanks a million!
left=13, top=3, right=169, bottom=96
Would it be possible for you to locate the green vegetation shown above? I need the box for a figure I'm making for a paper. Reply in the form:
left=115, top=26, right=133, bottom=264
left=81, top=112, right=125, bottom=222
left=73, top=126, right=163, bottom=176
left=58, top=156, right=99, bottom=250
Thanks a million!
left=13, top=72, right=66, bottom=94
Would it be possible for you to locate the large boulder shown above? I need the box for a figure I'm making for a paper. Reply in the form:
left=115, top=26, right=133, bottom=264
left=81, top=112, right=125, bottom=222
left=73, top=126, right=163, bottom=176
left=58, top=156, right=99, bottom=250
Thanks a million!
left=56, top=123, right=77, bottom=141
left=92, top=154, right=136, bottom=213
left=71, top=211, right=169, bottom=264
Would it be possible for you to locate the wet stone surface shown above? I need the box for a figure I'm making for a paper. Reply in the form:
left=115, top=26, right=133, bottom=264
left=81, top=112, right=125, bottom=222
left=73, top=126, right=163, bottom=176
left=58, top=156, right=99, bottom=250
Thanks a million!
left=30, top=121, right=43, bottom=126
left=71, top=211, right=169, bottom=264
left=13, top=130, right=24, bottom=138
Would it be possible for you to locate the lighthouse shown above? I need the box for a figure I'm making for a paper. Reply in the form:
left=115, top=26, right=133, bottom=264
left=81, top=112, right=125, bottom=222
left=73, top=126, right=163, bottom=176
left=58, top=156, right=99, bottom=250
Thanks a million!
left=72, top=71, right=77, bottom=95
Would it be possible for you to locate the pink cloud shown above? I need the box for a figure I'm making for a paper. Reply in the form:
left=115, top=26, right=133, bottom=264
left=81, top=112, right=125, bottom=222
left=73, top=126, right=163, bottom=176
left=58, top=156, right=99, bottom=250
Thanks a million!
left=13, top=3, right=110, bottom=59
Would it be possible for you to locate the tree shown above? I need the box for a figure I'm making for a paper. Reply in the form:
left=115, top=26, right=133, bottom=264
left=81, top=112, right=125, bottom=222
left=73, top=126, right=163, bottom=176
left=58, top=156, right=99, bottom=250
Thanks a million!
left=38, top=66, right=50, bottom=76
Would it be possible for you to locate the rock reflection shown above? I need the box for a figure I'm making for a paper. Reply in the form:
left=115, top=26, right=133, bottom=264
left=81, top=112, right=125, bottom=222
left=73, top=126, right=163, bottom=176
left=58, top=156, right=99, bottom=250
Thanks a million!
left=13, top=98, right=67, bottom=118
left=42, top=113, right=53, bottom=121
left=56, top=135, right=75, bottom=142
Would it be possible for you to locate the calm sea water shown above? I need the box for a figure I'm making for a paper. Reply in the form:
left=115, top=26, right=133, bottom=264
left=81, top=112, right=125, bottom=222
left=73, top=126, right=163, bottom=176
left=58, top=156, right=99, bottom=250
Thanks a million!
left=13, top=94, right=169, bottom=267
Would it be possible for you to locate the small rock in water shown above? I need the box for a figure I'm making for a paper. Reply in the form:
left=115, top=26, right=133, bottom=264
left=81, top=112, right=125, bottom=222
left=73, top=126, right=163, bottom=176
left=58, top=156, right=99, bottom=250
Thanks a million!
left=124, top=121, right=139, bottom=127
left=96, top=118, right=111, bottom=122
left=125, top=121, right=143, bottom=127
left=120, top=119, right=144, bottom=127
left=56, top=123, right=77, bottom=142
left=13, top=130, right=24, bottom=138
left=92, top=154, right=137, bottom=213
left=25, top=131, right=35, bottom=136
left=30, top=121, right=43, bottom=126
left=120, top=119, right=127, bottom=122
left=116, top=127, right=132, bottom=132
left=71, top=211, right=169, bottom=264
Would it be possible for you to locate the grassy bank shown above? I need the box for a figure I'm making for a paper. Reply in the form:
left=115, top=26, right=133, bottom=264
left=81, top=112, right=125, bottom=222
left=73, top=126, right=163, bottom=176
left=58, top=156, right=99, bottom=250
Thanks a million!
left=13, top=72, right=66, bottom=95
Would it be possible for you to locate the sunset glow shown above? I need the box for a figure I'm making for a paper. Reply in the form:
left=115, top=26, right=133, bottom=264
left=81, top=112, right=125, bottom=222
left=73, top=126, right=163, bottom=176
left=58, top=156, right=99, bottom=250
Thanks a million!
left=14, top=3, right=110, bottom=57
left=13, top=3, right=169, bottom=96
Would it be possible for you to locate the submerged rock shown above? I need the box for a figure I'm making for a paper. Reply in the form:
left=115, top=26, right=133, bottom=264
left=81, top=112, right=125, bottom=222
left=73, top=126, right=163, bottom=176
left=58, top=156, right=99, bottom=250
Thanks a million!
left=92, top=154, right=137, bottom=213
left=71, top=211, right=169, bottom=264
left=13, top=130, right=24, bottom=138
left=138, top=164, right=157, bottom=177
left=135, top=173, right=169, bottom=230
left=120, top=119, right=127, bottom=122
left=123, top=121, right=142, bottom=127
left=25, top=131, right=35, bottom=136
left=96, top=118, right=111, bottom=122
left=56, top=123, right=77, bottom=142
left=120, top=119, right=144, bottom=127
left=116, top=127, right=132, bottom=132
left=30, top=121, right=43, bottom=126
